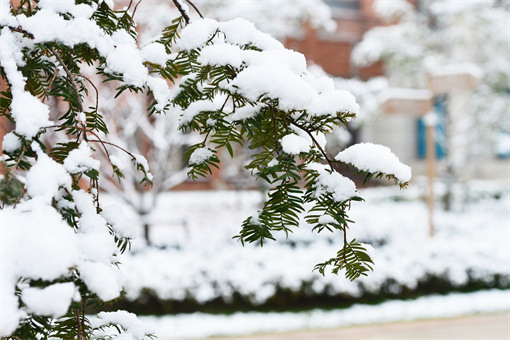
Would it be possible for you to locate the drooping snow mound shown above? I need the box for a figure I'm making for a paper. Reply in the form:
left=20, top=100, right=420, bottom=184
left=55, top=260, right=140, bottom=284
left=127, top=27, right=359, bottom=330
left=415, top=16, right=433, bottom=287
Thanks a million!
left=335, top=142, right=411, bottom=184
left=307, top=162, right=357, bottom=202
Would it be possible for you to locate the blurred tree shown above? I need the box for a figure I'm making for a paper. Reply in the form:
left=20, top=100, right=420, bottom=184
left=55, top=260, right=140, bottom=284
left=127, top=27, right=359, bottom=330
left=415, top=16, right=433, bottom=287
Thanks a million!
left=352, top=0, right=510, bottom=209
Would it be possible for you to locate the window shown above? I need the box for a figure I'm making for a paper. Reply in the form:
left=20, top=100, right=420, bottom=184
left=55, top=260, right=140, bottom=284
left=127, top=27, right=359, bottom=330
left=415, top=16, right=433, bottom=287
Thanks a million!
left=417, top=95, right=447, bottom=159
left=324, top=0, right=360, bottom=10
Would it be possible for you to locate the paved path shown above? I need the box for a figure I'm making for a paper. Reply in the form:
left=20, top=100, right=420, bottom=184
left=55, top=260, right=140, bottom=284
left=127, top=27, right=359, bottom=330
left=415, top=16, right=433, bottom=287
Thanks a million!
left=213, top=313, right=509, bottom=339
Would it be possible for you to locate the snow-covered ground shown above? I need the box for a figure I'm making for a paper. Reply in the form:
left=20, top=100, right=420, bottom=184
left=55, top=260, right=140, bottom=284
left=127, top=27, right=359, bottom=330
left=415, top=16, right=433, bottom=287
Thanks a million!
left=138, top=289, right=510, bottom=339
left=114, top=180, right=509, bottom=306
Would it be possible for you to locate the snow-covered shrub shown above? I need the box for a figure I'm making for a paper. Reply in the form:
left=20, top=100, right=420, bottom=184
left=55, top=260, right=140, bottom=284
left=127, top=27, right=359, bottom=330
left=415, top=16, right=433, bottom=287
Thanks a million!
left=116, top=187, right=509, bottom=312
left=1, top=0, right=409, bottom=338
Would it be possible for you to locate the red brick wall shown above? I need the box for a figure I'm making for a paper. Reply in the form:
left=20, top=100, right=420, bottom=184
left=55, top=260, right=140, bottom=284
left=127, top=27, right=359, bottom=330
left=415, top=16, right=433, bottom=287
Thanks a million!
left=285, top=0, right=386, bottom=79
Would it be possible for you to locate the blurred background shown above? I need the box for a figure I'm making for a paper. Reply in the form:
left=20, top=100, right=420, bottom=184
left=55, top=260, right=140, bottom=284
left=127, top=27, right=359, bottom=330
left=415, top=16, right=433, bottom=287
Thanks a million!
left=1, top=0, right=509, bottom=338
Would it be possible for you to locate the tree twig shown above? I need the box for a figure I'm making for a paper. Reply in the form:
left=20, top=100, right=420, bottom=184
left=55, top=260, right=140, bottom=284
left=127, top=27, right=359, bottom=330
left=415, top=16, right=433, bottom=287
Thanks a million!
left=48, top=46, right=88, bottom=141
left=171, top=0, right=190, bottom=24
left=185, top=0, right=203, bottom=18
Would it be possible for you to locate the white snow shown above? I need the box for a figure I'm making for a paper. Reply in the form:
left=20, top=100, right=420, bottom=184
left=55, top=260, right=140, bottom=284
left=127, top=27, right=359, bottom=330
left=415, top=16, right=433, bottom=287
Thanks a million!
left=177, top=18, right=219, bottom=51
left=1, top=201, right=79, bottom=336
left=63, top=142, right=100, bottom=174
left=141, top=43, right=170, bottom=66
left=115, top=183, right=509, bottom=307
left=180, top=98, right=222, bottom=124
left=379, top=88, right=433, bottom=102
left=2, top=132, right=21, bottom=153
left=140, top=289, right=510, bottom=339
left=220, top=18, right=283, bottom=50
left=307, top=162, right=357, bottom=202
left=318, top=215, right=336, bottom=225
left=21, top=283, right=76, bottom=318
left=102, top=204, right=135, bottom=238
left=427, top=63, right=484, bottom=80
left=230, top=103, right=262, bottom=121
left=229, top=64, right=315, bottom=112
left=189, top=147, right=214, bottom=165
left=281, top=133, right=311, bottom=155
left=25, top=151, right=72, bottom=203
left=176, top=17, right=359, bottom=122
left=79, top=261, right=122, bottom=301
left=146, top=76, right=171, bottom=111
left=198, top=43, right=244, bottom=68
left=133, top=153, right=151, bottom=178
left=10, top=91, right=51, bottom=139
left=335, top=142, right=412, bottom=184
left=307, top=90, right=359, bottom=116
left=91, top=310, right=153, bottom=340
left=373, top=0, right=413, bottom=22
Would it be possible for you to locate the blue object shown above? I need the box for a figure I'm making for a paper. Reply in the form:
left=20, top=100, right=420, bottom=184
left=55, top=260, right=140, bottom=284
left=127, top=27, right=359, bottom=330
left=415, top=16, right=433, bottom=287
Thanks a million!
left=417, top=95, right=447, bottom=159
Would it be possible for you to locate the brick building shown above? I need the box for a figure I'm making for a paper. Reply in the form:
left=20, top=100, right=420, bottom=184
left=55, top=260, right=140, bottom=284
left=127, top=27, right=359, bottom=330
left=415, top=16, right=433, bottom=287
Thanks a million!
left=286, top=0, right=383, bottom=79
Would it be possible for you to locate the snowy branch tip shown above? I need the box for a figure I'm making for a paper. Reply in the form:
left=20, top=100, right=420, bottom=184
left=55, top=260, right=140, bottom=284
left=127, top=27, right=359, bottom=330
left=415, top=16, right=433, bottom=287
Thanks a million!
left=335, top=142, right=411, bottom=185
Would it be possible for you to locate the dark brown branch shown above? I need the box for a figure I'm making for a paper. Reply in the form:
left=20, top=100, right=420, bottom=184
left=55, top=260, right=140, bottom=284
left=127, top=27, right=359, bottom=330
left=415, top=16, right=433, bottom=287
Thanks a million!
left=171, top=0, right=190, bottom=24
left=88, top=139, right=138, bottom=161
left=131, top=0, right=143, bottom=22
left=185, top=0, right=204, bottom=18
left=0, top=24, right=34, bottom=39
left=291, top=121, right=335, bottom=171
left=74, top=308, right=86, bottom=340
left=81, top=75, right=99, bottom=112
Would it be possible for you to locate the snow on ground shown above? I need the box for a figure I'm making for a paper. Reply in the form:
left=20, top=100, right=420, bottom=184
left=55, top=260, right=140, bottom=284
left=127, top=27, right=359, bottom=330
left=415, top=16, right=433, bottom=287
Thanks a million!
left=139, top=289, right=510, bottom=339
left=113, top=180, right=509, bottom=305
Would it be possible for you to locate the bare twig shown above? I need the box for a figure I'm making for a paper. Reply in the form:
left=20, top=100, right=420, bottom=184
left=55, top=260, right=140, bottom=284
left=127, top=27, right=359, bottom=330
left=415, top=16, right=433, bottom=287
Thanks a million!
left=185, top=0, right=204, bottom=18
left=88, top=139, right=138, bottom=161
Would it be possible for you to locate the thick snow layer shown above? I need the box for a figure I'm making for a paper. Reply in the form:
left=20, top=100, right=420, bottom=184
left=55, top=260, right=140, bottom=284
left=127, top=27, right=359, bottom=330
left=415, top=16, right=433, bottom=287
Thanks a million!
left=230, top=64, right=315, bottom=111
left=10, top=91, right=51, bottom=138
left=1, top=202, right=79, bottom=336
left=180, top=98, right=223, bottom=124
left=335, top=142, right=412, bottom=184
left=1, top=0, right=176, bottom=142
left=230, top=103, right=262, bottom=121
left=116, top=184, right=509, bottom=306
left=141, top=43, right=170, bottom=66
left=21, top=283, right=75, bottom=318
left=189, top=148, right=214, bottom=165
left=79, top=262, right=122, bottom=301
left=307, top=162, right=357, bottom=202
left=25, top=151, right=72, bottom=203
left=91, top=310, right=153, bottom=340
left=102, top=204, right=136, bottom=238
left=63, top=142, right=100, bottom=174
left=307, top=90, right=359, bottom=116
left=281, top=133, right=310, bottom=154
left=2, top=132, right=21, bottom=153
left=175, top=18, right=358, bottom=120
left=198, top=43, right=244, bottom=68
left=140, top=289, right=510, bottom=339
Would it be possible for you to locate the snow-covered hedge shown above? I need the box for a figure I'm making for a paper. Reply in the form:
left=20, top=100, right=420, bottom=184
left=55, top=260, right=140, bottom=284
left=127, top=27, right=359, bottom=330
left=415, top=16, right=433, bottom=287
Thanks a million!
left=114, top=184, right=509, bottom=312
